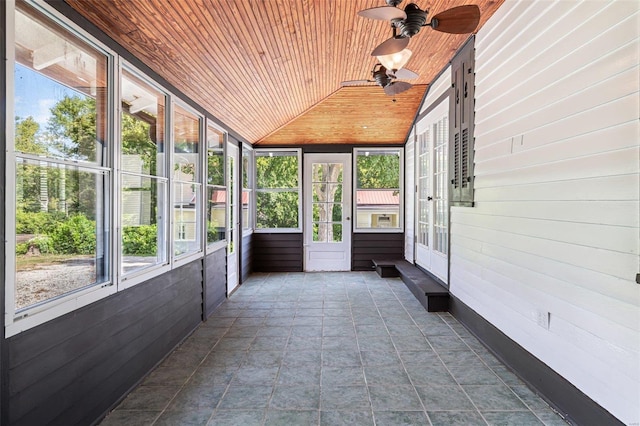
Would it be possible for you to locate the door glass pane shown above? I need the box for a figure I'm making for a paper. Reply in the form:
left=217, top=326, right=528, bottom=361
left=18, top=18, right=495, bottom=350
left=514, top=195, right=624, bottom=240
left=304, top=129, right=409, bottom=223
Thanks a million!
left=417, top=130, right=430, bottom=247
left=433, top=116, right=448, bottom=255
left=312, top=162, right=343, bottom=244
left=227, top=155, right=234, bottom=254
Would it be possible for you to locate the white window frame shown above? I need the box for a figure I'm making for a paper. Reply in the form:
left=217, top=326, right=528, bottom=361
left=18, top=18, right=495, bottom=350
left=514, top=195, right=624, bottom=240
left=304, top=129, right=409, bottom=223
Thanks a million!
left=205, top=119, right=227, bottom=253
left=241, top=144, right=254, bottom=236
left=117, top=61, right=171, bottom=289
left=5, top=0, right=118, bottom=337
left=353, top=147, right=405, bottom=233
left=171, top=99, right=204, bottom=267
left=254, top=148, right=302, bottom=233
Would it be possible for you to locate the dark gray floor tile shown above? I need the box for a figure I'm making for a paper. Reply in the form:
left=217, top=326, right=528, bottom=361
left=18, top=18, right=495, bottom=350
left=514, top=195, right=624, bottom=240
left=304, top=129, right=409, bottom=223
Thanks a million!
left=190, top=366, right=237, bottom=387
left=256, top=326, right=291, bottom=337
left=207, top=410, right=264, bottom=426
left=233, top=317, right=266, bottom=327
left=322, top=350, right=362, bottom=366
left=397, top=350, right=441, bottom=366
left=373, top=410, right=429, bottom=425
left=215, top=337, right=254, bottom=351
left=391, top=336, right=432, bottom=351
left=225, top=326, right=260, bottom=338
left=201, top=351, right=246, bottom=369
left=323, top=336, right=360, bottom=351
left=448, top=363, right=502, bottom=385
left=427, top=410, right=486, bottom=426
left=142, top=365, right=194, bottom=387
left=217, top=385, right=274, bottom=409
left=162, top=349, right=209, bottom=368
left=356, top=325, right=389, bottom=337
left=324, top=325, right=357, bottom=337
left=463, top=385, right=528, bottom=410
left=385, top=324, right=424, bottom=337
left=277, top=363, right=321, bottom=385
left=321, top=410, right=375, bottom=426
left=360, top=351, right=402, bottom=367
left=415, top=385, right=475, bottom=411
left=231, top=366, right=279, bottom=386
left=368, top=386, right=423, bottom=411
left=282, top=349, right=322, bottom=366
left=427, top=335, right=470, bottom=351
left=437, top=349, right=484, bottom=366
left=491, top=365, right=524, bottom=386
left=322, top=366, right=366, bottom=386
left=166, top=384, right=226, bottom=411
left=287, top=336, right=323, bottom=351
left=358, top=337, right=396, bottom=352
left=251, top=336, right=288, bottom=351
left=118, top=386, right=178, bottom=410
left=270, top=385, right=320, bottom=409
left=243, top=350, right=283, bottom=367
left=155, top=409, right=213, bottom=426
left=405, top=364, right=456, bottom=386
left=100, top=410, right=159, bottom=426
left=321, top=385, right=370, bottom=410
left=293, top=315, right=324, bottom=326
left=264, top=410, right=319, bottom=425
left=364, top=365, right=412, bottom=386
left=291, top=325, right=324, bottom=338
left=509, top=385, right=550, bottom=411
left=482, top=410, right=544, bottom=425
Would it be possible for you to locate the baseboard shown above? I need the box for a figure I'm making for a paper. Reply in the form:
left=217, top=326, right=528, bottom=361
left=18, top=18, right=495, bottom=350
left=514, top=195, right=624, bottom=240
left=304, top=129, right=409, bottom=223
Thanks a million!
left=449, top=296, right=623, bottom=426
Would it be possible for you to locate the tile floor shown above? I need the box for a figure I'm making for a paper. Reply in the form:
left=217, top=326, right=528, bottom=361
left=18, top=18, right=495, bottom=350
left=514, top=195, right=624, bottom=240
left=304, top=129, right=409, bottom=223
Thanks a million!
left=100, top=272, right=568, bottom=426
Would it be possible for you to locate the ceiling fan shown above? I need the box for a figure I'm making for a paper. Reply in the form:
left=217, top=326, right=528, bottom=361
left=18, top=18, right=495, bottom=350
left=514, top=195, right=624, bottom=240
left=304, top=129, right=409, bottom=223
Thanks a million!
left=341, top=63, right=418, bottom=96
left=359, top=1, right=481, bottom=56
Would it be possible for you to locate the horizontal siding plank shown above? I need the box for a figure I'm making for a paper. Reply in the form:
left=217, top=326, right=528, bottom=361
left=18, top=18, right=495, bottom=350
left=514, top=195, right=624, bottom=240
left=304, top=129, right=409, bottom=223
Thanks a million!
left=474, top=146, right=639, bottom=188
left=474, top=174, right=639, bottom=202
left=450, top=221, right=637, bottom=280
left=473, top=200, right=638, bottom=228
left=453, top=210, right=638, bottom=255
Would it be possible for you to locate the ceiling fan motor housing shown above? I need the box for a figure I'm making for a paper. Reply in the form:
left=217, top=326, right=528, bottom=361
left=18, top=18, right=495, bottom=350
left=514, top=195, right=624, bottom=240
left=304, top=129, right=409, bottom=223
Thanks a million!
left=385, top=0, right=403, bottom=6
left=397, top=3, right=427, bottom=38
left=373, top=66, right=392, bottom=87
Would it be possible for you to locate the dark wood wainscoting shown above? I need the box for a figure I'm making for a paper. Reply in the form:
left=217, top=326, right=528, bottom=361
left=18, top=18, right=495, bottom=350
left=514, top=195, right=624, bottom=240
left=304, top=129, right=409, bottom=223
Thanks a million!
left=252, top=233, right=303, bottom=272
left=6, top=261, right=203, bottom=426
left=241, top=233, right=253, bottom=283
left=205, top=247, right=227, bottom=317
left=352, top=232, right=404, bottom=271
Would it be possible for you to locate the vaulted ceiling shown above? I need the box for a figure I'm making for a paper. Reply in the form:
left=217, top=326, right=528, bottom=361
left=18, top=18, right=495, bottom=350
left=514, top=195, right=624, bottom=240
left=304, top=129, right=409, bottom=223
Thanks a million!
left=65, top=0, right=504, bottom=145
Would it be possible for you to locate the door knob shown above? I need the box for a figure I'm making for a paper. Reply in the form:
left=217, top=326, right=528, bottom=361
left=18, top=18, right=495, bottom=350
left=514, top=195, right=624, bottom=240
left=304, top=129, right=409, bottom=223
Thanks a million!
left=427, top=196, right=433, bottom=201
left=346, top=217, right=351, bottom=220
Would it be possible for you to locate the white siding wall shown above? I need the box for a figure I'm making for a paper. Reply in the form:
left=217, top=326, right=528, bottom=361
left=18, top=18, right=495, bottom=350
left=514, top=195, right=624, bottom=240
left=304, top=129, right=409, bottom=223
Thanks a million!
left=450, top=1, right=640, bottom=424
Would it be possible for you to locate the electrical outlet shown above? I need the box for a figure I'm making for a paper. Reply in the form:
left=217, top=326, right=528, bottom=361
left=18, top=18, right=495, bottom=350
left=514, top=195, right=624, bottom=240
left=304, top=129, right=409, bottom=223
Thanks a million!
left=533, top=309, right=550, bottom=330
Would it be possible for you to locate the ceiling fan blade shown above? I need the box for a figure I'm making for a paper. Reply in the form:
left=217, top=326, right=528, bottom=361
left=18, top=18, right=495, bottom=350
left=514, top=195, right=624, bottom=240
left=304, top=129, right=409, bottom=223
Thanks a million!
left=430, top=5, right=481, bottom=34
left=341, top=79, right=374, bottom=86
left=384, top=81, right=413, bottom=96
left=371, top=36, right=410, bottom=56
left=358, top=6, right=407, bottom=21
left=392, top=68, right=419, bottom=80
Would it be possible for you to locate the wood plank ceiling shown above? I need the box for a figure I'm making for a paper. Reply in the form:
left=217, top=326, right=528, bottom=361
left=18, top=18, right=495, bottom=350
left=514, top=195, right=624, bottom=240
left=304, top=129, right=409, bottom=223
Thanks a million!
left=65, top=0, right=504, bottom=145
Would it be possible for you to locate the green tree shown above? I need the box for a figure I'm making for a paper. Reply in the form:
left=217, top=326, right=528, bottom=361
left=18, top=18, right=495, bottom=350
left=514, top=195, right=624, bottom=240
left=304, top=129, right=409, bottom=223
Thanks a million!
left=47, top=95, right=97, bottom=161
left=15, top=116, right=45, bottom=154
left=357, top=153, right=400, bottom=189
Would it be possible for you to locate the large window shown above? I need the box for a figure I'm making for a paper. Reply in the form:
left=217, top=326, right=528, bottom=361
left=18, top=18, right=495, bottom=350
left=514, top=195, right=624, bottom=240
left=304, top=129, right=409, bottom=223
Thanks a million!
left=120, top=68, right=168, bottom=277
left=10, top=1, right=112, bottom=322
left=354, top=148, right=403, bottom=231
left=242, top=145, right=253, bottom=233
left=255, top=149, right=301, bottom=231
left=173, top=104, right=202, bottom=258
left=206, top=122, right=226, bottom=249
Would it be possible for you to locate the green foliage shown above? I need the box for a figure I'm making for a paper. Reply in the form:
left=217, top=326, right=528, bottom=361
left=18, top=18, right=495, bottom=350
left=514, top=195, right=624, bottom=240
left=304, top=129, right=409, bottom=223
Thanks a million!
left=207, top=221, right=223, bottom=243
left=27, top=235, right=54, bottom=254
left=16, top=211, right=66, bottom=234
left=256, top=191, right=298, bottom=229
left=207, top=153, right=224, bottom=186
left=357, top=153, right=400, bottom=189
left=16, top=243, right=29, bottom=255
left=50, top=214, right=96, bottom=255
left=47, top=95, right=98, bottom=161
left=15, top=116, right=45, bottom=154
left=122, top=225, right=158, bottom=255
left=256, top=155, right=298, bottom=188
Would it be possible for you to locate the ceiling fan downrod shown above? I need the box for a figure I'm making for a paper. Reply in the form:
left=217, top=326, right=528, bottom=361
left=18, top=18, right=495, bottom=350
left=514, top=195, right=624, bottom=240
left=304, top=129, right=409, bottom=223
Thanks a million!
left=372, top=65, right=391, bottom=87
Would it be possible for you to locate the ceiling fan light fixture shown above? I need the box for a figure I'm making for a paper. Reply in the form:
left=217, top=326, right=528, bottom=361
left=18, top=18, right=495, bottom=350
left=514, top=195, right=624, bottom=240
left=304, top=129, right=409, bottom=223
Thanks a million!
left=376, top=48, right=412, bottom=72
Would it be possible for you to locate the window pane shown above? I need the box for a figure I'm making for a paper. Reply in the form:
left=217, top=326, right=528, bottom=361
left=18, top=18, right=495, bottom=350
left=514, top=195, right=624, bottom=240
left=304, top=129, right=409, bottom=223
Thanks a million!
left=121, top=176, right=167, bottom=274
left=121, top=70, right=166, bottom=177
left=174, top=105, right=200, bottom=183
left=256, top=191, right=299, bottom=229
left=207, top=186, right=226, bottom=244
left=174, top=182, right=201, bottom=256
left=256, top=151, right=298, bottom=188
left=15, top=5, right=108, bottom=165
left=15, top=159, right=109, bottom=309
left=207, top=125, right=224, bottom=186
left=356, top=149, right=401, bottom=230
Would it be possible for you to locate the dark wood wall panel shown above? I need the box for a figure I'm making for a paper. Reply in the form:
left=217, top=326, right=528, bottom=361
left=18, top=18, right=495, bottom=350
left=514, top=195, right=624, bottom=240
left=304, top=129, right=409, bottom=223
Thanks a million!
left=352, top=233, right=405, bottom=271
left=7, top=261, right=203, bottom=426
left=241, top=233, right=252, bottom=283
left=253, top=233, right=303, bottom=272
left=206, top=247, right=227, bottom=317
